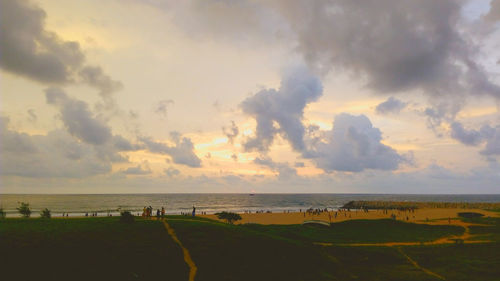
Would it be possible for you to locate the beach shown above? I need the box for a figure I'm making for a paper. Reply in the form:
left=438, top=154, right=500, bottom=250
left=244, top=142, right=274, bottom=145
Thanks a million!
left=201, top=208, right=500, bottom=225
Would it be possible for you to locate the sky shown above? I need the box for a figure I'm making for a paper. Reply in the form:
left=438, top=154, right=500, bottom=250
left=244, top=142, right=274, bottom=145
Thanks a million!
left=1, top=0, right=500, bottom=194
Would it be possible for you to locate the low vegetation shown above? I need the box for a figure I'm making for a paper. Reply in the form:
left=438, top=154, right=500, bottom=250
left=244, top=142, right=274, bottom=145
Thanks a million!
left=120, top=211, right=135, bottom=223
left=16, top=202, right=31, bottom=218
left=458, top=212, right=484, bottom=218
left=40, top=208, right=51, bottom=219
left=215, top=211, right=242, bottom=224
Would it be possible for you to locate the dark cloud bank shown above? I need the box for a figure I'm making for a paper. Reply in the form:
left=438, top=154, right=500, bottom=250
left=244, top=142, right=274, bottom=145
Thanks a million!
left=0, top=0, right=121, bottom=96
left=165, top=0, right=500, bottom=161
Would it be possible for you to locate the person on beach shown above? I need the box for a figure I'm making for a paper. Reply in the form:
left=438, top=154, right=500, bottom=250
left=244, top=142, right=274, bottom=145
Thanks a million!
left=161, top=207, right=165, bottom=218
left=192, top=206, right=196, bottom=217
left=156, top=209, right=161, bottom=220
left=142, top=207, right=146, bottom=217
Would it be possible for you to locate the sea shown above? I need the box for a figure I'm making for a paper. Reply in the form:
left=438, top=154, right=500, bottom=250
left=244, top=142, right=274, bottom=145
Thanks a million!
left=1, top=193, right=500, bottom=217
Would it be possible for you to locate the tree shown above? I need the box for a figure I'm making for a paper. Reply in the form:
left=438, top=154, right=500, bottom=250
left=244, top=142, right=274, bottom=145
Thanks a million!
left=120, top=211, right=135, bottom=223
left=17, top=202, right=31, bottom=218
left=215, top=211, right=242, bottom=224
left=40, top=208, right=51, bottom=219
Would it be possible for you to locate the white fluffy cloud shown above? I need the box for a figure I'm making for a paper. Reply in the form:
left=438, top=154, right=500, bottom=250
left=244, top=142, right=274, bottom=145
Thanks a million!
left=241, top=65, right=322, bottom=152
left=308, top=113, right=407, bottom=172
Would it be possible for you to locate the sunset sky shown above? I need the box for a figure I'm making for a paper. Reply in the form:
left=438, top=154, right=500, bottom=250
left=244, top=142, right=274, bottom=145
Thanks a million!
left=1, top=0, right=500, bottom=193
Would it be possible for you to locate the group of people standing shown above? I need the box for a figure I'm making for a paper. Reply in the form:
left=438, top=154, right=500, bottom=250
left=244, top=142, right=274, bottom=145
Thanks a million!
left=142, top=206, right=165, bottom=220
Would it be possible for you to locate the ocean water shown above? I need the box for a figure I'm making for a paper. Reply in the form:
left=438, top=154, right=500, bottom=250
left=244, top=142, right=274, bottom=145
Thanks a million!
left=1, top=193, right=500, bottom=217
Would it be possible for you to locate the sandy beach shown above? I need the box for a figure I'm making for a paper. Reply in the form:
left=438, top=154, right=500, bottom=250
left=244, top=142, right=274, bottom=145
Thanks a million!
left=200, top=208, right=500, bottom=225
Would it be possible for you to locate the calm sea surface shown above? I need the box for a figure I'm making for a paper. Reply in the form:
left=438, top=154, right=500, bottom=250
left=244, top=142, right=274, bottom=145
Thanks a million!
left=1, top=194, right=500, bottom=217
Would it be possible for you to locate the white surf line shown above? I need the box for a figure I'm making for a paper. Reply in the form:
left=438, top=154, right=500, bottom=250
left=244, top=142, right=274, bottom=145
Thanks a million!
left=163, top=219, right=198, bottom=281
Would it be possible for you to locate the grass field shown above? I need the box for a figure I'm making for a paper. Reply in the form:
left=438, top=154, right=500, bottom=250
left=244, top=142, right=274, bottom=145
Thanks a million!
left=1, top=216, right=499, bottom=281
left=0, top=217, right=188, bottom=281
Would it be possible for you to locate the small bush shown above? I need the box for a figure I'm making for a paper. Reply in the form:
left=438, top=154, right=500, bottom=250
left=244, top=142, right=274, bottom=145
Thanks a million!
left=120, top=211, right=135, bottom=223
left=215, top=211, right=242, bottom=224
left=17, top=202, right=31, bottom=218
left=0, top=207, right=5, bottom=219
left=40, top=208, right=51, bottom=219
left=458, top=212, right=484, bottom=219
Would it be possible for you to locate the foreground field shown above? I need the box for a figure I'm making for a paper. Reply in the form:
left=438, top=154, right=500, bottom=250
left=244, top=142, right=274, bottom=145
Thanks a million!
left=1, top=214, right=499, bottom=281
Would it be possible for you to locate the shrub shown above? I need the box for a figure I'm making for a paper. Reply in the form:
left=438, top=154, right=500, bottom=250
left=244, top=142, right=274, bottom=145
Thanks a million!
left=120, top=211, right=135, bottom=223
left=40, top=208, right=51, bottom=219
left=17, top=202, right=31, bottom=218
left=215, top=211, right=242, bottom=224
left=0, top=207, right=5, bottom=219
left=458, top=212, right=484, bottom=219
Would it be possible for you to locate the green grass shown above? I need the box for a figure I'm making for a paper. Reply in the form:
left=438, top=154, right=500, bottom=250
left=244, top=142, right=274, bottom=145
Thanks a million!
left=166, top=218, right=466, bottom=281
left=0, top=217, right=188, bottom=281
left=242, top=219, right=464, bottom=244
left=402, top=243, right=500, bottom=281
left=1, top=216, right=499, bottom=281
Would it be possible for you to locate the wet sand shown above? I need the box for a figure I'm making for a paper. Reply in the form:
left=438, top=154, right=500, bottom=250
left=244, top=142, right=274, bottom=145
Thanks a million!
left=200, top=208, right=499, bottom=225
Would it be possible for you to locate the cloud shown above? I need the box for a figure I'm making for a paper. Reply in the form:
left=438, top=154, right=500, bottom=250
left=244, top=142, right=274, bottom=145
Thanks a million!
left=423, top=99, right=465, bottom=135
left=484, top=0, right=500, bottom=22
left=241, top=65, right=322, bottom=152
left=112, top=135, right=143, bottom=151
left=27, top=109, right=37, bottom=123
left=0, top=116, right=113, bottom=178
left=308, top=113, right=407, bottom=172
left=480, top=125, right=500, bottom=156
left=45, top=87, right=112, bottom=145
left=276, top=0, right=500, bottom=97
left=0, top=0, right=121, bottom=96
left=140, top=133, right=202, bottom=167
left=231, top=153, right=238, bottom=162
left=294, top=161, right=305, bottom=167
left=154, top=99, right=174, bottom=117
left=144, top=0, right=500, bottom=101
left=375, top=97, right=407, bottom=115
left=164, top=167, right=181, bottom=177
left=122, top=162, right=152, bottom=175
left=450, top=121, right=484, bottom=146
left=0, top=0, right=84, bottom=83
left=448, top=121, right=500, bottom=157
left=253, top=156, right=297, bottom=179
left=79, top=66, right=123, bottom=98
left=222, top=121, right=239, bottom=144
left=44, top=87, right=142, bottom=163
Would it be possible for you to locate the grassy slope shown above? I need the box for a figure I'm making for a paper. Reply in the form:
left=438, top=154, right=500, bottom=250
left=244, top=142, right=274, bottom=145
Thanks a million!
left=243, top=219, right=464, bottom=244
left=402, top=217, right=500, bottom=281
left=1, top=216, right=499, bottom=281
left=0, top=217, right=188, bottom=281
left=167, top=217, right=463, bottom=281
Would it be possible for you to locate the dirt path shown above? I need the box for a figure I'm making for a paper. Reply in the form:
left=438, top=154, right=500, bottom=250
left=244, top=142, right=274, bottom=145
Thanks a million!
left=163, top=219, right=197, bottom=281
left=315, top=221, right=494, bottom=280
left=315, top=221, right=491, bottom=247
left=396, top=247, right=446, bottom=280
